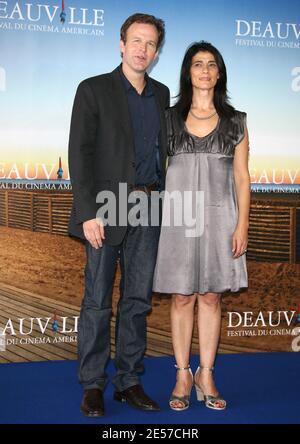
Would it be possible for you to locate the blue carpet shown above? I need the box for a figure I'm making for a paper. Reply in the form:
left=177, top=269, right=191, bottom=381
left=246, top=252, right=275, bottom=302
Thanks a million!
left=0, top=352, right=299, bottom=424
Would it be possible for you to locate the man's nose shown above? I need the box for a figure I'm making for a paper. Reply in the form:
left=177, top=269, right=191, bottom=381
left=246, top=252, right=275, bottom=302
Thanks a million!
left=139, top=42, right=147, bottom=52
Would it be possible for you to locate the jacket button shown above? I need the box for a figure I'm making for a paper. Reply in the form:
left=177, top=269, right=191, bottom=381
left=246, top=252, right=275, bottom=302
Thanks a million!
left=131, top=161, right=135, bottom=167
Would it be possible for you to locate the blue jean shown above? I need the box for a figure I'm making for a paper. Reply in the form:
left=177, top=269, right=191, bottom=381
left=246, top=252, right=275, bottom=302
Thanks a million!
left=77, top=219, right=160, bottom=392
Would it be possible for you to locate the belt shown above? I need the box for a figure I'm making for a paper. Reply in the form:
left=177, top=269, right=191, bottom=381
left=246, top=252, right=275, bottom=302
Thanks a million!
left=133, top=183, right=159, bottom=194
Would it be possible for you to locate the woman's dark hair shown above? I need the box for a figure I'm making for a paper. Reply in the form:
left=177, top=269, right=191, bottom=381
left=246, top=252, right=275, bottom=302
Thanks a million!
left=175, top=41, right=235, bottom=120
left=120, top=13, right=165, bottom=50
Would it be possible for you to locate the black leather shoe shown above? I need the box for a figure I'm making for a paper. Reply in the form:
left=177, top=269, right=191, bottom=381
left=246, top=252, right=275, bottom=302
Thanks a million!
left=114, top=384, right=160, bottom=411
left=80, top=388, right=105, bottom=417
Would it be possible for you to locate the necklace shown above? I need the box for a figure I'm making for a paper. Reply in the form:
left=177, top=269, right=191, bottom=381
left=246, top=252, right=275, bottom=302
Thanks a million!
left=189, top=109, right=217, bottom=120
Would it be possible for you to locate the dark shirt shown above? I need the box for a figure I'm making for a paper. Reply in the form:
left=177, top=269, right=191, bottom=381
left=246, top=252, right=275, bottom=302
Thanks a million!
left=119, top=66, right=161, bottom=186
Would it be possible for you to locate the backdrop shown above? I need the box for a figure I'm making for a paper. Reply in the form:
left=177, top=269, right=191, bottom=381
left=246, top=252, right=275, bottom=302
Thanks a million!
left=0, top=0, right=299, bottom=362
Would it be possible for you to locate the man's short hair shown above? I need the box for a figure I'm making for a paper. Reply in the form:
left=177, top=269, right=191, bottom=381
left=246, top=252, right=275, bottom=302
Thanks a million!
left=120, top=13, right=165, bottom=50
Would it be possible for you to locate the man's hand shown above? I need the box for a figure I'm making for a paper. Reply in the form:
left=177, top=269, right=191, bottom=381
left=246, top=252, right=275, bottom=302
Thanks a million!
left=83, top=218, right=105, bottom=249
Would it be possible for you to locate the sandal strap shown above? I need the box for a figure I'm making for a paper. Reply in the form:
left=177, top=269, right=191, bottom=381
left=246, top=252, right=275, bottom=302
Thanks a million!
left=169, top=394, right=190, bottom=402
left=198, top=365, right=214, bottom=372
left=204, top=394, right=226, bottom=408
left=175, top=364, right=191, bottom=371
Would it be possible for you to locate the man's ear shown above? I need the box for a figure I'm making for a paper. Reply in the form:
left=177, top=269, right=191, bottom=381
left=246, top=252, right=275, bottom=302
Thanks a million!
left=120, top=39, right=125, bottom=56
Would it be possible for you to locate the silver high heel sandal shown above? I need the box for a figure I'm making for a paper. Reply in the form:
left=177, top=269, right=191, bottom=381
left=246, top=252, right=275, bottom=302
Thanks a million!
left=169, top=364, right=193, bottom=411
left=194, top=365, right=226, bottom=410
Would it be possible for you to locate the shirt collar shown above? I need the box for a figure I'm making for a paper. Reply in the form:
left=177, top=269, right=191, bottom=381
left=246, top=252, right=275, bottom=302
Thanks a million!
left=118, top=64, right=153, bottom=97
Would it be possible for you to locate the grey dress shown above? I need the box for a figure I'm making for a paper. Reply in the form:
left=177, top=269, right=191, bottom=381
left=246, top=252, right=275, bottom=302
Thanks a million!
left=153, top=107, right=248, bottom=295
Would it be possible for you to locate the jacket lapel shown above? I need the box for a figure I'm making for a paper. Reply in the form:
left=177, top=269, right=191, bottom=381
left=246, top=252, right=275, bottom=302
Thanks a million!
left=150, top=79, right=168, bottom=170
left=109, top=67, right=168, bottom=177
left=109, top=67, right=135, bottom=147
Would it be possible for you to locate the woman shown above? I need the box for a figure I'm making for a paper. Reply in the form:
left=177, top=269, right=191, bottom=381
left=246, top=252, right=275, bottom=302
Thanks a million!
left=153, top=41, right=250, bottom=411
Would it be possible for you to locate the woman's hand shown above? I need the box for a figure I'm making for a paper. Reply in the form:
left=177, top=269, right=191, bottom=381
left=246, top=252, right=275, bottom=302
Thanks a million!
left=232, top=224, right=248, bottom=258
left=232, top=125, right=250, bottom=259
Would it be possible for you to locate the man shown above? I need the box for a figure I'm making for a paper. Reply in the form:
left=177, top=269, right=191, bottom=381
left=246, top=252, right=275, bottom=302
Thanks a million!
left=68, top=13, right=169, bottom=416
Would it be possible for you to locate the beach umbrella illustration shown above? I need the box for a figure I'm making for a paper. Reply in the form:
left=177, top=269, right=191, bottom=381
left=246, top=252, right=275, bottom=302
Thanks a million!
left=52, top=311, right=59, bottom=332
left=60, top=0, right=66, bottom=24
left=57, top=156, right=63, bottom=179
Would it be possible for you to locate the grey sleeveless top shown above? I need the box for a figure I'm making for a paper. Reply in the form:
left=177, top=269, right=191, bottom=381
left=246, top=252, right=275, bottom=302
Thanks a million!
left=153, top=107, right=248, bottom=295
left=167, top=107, right=247, bottom=157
